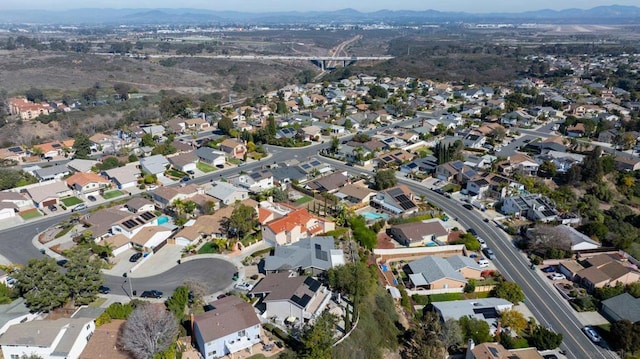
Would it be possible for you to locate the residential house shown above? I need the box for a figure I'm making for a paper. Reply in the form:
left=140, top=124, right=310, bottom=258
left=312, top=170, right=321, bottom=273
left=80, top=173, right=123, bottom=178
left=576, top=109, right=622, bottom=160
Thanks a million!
left=400, top=156, right=438, bottom=175
left=139, top=154, right=170, bottom=175
left=614, top=155, right=640, bottom=172
left=370, top=185, right=418, bottom=215
left=335, top=183, right=377, bottom=208
left=184, top=118, right=210, bottom=132
left=462, top=133, right=486, bottom=149
left=81, top=207, right=132, bottom=239
left=0, top=146, right=27, bottom=162
left=168, top=152, right=198, bottom=173
left=89, top=133, right=124, bottom=154
left=601, top=293, right=640, bottom=323
left=193, top=296, right=262, bottom=359
left=598, top=129, right=618, bottom=144
left=407, top=255, right=483, bottom=290
left=110, top=211, right=159, bottom=239
left=263, top=236, right=345, bottom=274
left=230, top=169, right=275, bottom=193
left=103, top=165, right=140, bottom=189
left=124, top=197, right=155, bottom=213
left=33, top=165, right=71, bottom=182
left=0, top=299, right=39, bottom=336
left=206, top=181, right=249, bottom=206
left=65, top=172, right=111, bottom=195
left=435, top=160, right=477, bottom=183
left=387, top=219, right=449, bottom=247
left=431, top=298, right=513, bottom=335
left=466, top=173, right=522, bottom=201
left=79, top=320, right=132, bottom=359
left=25, top=181, right=74, bottom=208
left=306, top=171, right=350, bottom=193
left=102, top=234, right=132, bottom=257
left=535, top=151, right=584, bottom=173
left=130, top=226, right=173, bottom=251
left=262, top=208, right=335, bottom=246
left=66, top=159, right=99, bottom=173
left=33, top=141, right=70, bottom=159
left=558, top=260, right=585, bottom=282
left=140, top=125, right=165, bottom=137
left=0, top=202, right=17, bottom=220
left=497, top=153, right=539, bottom=177
left=270, top=166, right=308, bottom=184
left=0, top=191, right=32, bottom=211
left=219, top=139, right=247, bottom=160
left=194, top=147, right=226, bottom=167
left=466, top=342, right=543, bottom=359
left=249, top=273, right=332, bottom=323
left=566, top=123, right=586, bottom=138
left=373, top=150, right=415, bottom=169
left=172, top=211, right=230, bottom=246
left=0, top=318, right=95, bottom=359
left=525, top=136, right=566, bottom=154
left=576, top=253, right=640, bottom=291
left=501, top=194, right=558, bottom=222
left=526, top=225, right=600, bottom=252
left=150, top=184, right=204, bottom=209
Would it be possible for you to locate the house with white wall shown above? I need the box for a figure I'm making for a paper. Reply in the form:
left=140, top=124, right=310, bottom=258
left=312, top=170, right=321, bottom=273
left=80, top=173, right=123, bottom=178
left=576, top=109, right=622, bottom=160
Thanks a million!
left=193, top=296, right=262, bottom=359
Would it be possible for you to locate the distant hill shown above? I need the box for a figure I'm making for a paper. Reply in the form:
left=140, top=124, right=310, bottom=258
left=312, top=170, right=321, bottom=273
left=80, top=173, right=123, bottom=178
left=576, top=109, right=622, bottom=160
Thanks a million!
left=0, top=5, right=639, bottom=25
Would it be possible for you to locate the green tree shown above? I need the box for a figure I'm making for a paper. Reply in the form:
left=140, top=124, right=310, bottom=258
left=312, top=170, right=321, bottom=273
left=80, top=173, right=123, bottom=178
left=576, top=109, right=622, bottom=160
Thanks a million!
left=301, top=311, right=337, bottom=359
left=499, top=309, right=527, bottom=334
left=330, top=136, right=340, bottom=154
left=368, top=84, right=388, bottom=99
left=463, top=279, right=476, bottom=294
left=14, top=257, right=69, bottom=312
left=72, top=132, right=92, bottom=159
left=159, top=94, right=191, bottom=119
left=492, top=281, right=525, bottom=304
left=166, top=286, right=189, bottom=320
left=64, top=246, right=104, bottom=306
left=609, top=320, right=640, bottom=353
left=25, top=87, right=45, bottom=102
left=97, top=156, right=121, bottom=171
left=217, top=117, right=234, bottom=136
left=113, top=83, right=131, bottom=100
left=347, top=215, right=377, bottom=249
left=527, top=325, right=563, bottom=350
left=267, top=114, right=277, bottom=138
left=327, top=261, right=376, bottom=300
left=539, top=160, right=557, bottom=178
left=373, top=169, right=397, bottom=190
left=459, top=316, right=492, bottom=344
left=224, top=203, right=257, bottom=240
left=140, top=133, right=155, bottom=147
left=271, top=187, right=287, bottom=202
left=96, top=302, right=134, bottom=326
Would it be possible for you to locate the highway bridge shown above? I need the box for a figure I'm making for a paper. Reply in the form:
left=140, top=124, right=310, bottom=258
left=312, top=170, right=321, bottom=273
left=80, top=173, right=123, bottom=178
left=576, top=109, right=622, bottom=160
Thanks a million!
left=111, top=53, right=395, bottom=69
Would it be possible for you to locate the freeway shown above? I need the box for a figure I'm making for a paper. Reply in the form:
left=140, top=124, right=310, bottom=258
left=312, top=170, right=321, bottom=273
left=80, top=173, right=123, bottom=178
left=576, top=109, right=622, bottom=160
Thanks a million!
left=321, top=156, right=617, bottom=359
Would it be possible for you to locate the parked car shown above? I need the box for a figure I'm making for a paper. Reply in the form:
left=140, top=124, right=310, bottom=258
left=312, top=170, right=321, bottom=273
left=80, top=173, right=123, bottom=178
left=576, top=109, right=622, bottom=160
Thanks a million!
left=129, top=252, right=143, bottom=262
left=48, top=204, right=58, bottom=212
left=549, top=273, right=566, bottom=281
left=477, top=259, right=490, bottom=268
left=98, top=286, right=111, bottom=294
left=468, top=228, right=478, bottom=236
left=87, top=195, right=97, bottom=202
left=482, top=248, right=496, bottom=260
left=583, top=326, right=601, bottom=343
left=140, top=290, right=163, bottom=299
left=234, top=282, right=254, bottom=291
left=72, top=204, right=88, bottom=212
left=180, top=176, right=190, bottom=183
left=542, top=266, right=556, bottom=273
left=56, top=259, right=68, bottom=267
left=477, top=237, right=488, bottom=249
left=186, top=170, right=195, bottom=175
left=463, top=204, right=474, bottom=210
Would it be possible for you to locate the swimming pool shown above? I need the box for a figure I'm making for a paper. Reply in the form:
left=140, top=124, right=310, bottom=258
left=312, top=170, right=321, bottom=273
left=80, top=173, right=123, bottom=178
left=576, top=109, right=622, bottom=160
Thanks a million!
left=361, top=211, right=390, bottom=220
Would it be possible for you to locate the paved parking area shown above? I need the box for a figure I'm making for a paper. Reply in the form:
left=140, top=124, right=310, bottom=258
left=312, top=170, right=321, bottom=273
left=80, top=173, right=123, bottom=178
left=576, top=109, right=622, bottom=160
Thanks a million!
left=103, top=248, right=140, bottom=277
left=130, top=244, right=183, bottom=278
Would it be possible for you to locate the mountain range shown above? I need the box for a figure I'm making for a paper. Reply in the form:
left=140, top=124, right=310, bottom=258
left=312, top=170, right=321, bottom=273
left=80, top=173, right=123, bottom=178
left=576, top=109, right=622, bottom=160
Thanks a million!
left=0, top=5, right=639, bottom=25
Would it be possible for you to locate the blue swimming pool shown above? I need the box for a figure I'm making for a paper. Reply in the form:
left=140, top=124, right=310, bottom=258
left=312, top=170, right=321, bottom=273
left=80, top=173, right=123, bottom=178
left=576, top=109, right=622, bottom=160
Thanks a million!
left=361, top=211, right=390, bottom=220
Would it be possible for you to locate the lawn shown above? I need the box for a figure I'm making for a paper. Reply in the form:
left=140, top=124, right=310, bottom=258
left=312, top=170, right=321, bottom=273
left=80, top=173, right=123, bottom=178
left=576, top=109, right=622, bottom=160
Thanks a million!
left=197, top=161, right=217, bottom=173
left=429, top=293, right=465, bottom=302
left=294, top=196, right=313, bottom=205
left=165, top=169, right=187, bottom=179
left=197, top=242, right=219, bottom=254
left=20, top=210, right=42, bottom=220
left=60, top=196, right=83, bottom=207
left=103, top=190, right=124, bottom=199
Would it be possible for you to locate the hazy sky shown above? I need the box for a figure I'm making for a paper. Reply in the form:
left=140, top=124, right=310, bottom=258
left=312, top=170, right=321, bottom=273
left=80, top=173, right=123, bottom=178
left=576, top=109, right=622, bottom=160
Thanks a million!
left=1, top=0, right=638, bottom=13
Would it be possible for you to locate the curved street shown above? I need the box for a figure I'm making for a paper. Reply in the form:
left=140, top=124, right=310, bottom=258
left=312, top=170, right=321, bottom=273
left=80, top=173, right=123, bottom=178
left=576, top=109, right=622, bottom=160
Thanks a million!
left=103, top=258, right=236, bottom=298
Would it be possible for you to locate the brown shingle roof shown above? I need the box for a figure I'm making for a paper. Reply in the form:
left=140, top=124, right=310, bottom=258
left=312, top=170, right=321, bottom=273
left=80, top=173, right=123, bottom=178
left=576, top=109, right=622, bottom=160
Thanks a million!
left=194, top=296, right=260, bottom=343
left=80, top=320, right=132, bottom=359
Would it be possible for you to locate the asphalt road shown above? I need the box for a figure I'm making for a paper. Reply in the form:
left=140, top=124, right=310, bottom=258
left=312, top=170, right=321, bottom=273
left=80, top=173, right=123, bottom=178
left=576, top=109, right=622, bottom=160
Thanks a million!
left=103, top=258, right=236, bottom=299
left=322, top=157, right=617, bottom=359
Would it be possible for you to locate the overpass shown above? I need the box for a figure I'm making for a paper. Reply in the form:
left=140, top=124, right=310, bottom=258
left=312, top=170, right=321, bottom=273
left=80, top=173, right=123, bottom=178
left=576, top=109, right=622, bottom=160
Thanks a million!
left=144, top=54, right=394, bottom=70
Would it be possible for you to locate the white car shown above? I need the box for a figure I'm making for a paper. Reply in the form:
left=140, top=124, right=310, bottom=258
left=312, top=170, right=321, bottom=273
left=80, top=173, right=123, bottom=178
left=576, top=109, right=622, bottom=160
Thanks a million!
left=477, top=259, right=490, bottom=268
left=477, top=237, right=488, bottom=249
left=234, top=282, right=254, bottom=291
left=549, top=273, right=566, bottom=281
left=583, top=326, right=601, bottom=343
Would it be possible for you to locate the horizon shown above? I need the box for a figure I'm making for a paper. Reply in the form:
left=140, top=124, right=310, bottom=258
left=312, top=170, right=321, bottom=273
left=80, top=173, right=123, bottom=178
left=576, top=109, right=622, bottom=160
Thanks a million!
left=1, top=1, right=639, bottom=14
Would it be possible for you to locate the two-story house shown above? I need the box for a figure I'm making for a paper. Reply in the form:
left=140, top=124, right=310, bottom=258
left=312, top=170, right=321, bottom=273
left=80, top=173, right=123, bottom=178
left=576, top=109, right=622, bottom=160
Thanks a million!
left=229, top=169, right=275, bottom=193
left=193, top=296, right=262, bottom=359
left=219, top=139, right=247, bottom=160
left=262, top=208, right=335, bottom=246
